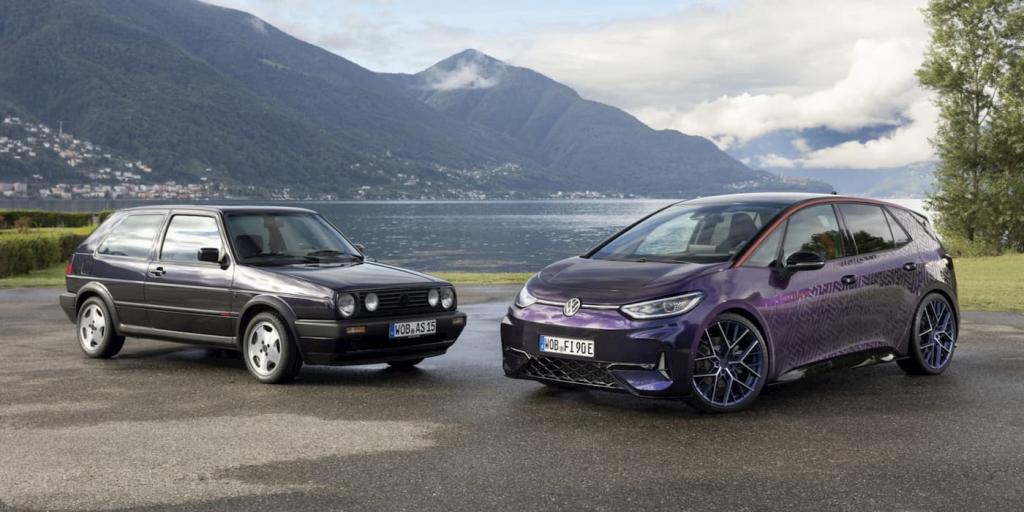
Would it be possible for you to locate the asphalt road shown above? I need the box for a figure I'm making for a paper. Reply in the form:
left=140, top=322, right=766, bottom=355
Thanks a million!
left=2, top=287, right=1024, bottom=511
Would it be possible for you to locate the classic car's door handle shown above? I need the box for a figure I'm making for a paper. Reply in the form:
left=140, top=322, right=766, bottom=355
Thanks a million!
left=902, top=262, right=918, bottom=271
left=150, top=266, right=166, bottom=277
left=840, top=274, right=857, bottom=286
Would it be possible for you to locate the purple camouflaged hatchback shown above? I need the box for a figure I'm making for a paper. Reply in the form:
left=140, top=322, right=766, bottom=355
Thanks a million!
left=500, top=193, right=958, bottom=412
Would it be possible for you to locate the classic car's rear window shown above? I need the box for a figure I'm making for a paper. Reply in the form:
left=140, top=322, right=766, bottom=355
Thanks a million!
left=97, top=214, right=164, bottom=259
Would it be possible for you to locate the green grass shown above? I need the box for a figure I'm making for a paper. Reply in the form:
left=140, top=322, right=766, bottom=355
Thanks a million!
left=3, top=257, right=1021, bottom=313
left=432, top=272, right=532, bottom=286
left=0, top=263, right=66, bottom=288
left=0, top=226, right=95, bottom=237
left=954, top=253, right=1024, bottom=313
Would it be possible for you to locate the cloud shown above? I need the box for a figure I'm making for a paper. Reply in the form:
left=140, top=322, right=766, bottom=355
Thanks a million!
left=422, top=61, right=503, bottom=91
left=668, top=39, right=925, bottom=147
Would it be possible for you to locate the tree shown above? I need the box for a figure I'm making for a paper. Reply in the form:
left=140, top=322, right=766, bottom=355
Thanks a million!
left=918, top=0, right=1024, bottom=253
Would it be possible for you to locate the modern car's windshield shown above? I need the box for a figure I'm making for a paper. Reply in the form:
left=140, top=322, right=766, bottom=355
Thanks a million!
left=589, top=202, right=786, bottom=263
left=225, top=212, right=360, bottom=265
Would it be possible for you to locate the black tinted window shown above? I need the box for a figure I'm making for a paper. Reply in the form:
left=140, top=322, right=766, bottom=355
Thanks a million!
left=782, top=205, right=844, bottom=261
left=97, top=214, right=164, bottom=258
left=885, top=209, right=911, bottom=246
left=161, top=216, right=222, bottom=262
left=839, top=204, right=895, bottom=254
left=744, top=226, right=783, bottom=267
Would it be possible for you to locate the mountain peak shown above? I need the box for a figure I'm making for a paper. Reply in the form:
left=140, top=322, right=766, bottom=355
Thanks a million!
left=417, top=49, right=508, bottom=92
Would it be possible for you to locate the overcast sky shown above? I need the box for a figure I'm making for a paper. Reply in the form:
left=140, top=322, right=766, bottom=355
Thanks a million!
left=204, top=0, right=933, bottom=171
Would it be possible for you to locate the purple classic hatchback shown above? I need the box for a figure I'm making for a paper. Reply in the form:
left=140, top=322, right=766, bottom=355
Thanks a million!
left=501, top=193, right=958, bottom=412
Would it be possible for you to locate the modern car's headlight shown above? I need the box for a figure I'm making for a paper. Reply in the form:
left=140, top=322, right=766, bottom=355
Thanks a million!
left=337, top=293, right=357, bottom=318
left=515, top=286, right=537, bottom=308
left=428, top=288, right=440, bottom=307
left=620, top=292, right=704, bottom=320
left=364, top=292, right=379, bottom=312
left=440, top=287, right=455, bottom=310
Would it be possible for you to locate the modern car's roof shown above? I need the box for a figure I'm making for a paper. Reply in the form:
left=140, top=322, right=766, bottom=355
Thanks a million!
left=678, top=192, right=835, bottom=206
left=116, top=204, right=317, bottom=214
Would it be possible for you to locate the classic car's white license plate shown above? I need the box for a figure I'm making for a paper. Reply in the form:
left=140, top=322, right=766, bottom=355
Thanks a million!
left=389, top=319, right=436, bottom=338
left=539, top=335, right=594, bottom=358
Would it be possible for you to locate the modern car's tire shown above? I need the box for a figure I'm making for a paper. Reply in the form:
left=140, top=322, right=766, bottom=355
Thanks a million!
left=686, top=313, right=768, bottom=413
left=77, top=297, right=125, bottom=358
left=242, top=312, right=302, bottom=384
left=898, top=293, right=957, bottom=376
left=386, top=358, right=424, bottom=370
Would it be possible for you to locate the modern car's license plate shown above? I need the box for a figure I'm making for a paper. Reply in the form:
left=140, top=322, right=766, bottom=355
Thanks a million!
left=390, top=319, right=436, bottom=338
left=539, top=335, right=594, bottom=358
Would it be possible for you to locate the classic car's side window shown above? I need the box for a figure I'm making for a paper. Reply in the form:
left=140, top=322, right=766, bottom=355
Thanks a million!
left=782, top=205, right=845, bottom=261
left=743, top=224, right=784, bottom=268
left=97, top=214, right=165, bottom=258
left=160, top=215, right=223, bottom=262
left=838, top=204, right=895, bottom=255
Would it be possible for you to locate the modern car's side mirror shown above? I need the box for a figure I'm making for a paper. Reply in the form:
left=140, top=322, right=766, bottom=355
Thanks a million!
left=197, top=247, right=220, bottom=263
left=785, top=251, right=826, bottom=271
left=354, top=243, right=366, bottom=254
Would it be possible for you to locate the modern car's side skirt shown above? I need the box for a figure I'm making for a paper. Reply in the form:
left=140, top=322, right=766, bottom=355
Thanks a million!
left=774, top=348, right=898, bottom=383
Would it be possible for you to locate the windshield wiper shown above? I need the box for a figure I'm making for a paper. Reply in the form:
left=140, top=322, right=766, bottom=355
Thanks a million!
left=245, top=252, right=318, bottom=265
left=305, top=249, right=362, bottom=262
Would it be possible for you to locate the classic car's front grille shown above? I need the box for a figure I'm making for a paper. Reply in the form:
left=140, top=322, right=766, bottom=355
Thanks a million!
left=523, top=356, right=620, bottom=389
left=358, top=289, right=439, bottom=317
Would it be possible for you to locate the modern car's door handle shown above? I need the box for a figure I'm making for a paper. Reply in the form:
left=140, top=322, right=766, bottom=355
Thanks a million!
left=902, top=262, right=918, bottom=271
left=840, top=274, right=857, bottom=286
left=150, top=267, right=165, bottom=277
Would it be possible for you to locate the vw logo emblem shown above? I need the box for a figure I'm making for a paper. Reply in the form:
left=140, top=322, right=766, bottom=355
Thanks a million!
left=563, top=297, right=582, bottom=317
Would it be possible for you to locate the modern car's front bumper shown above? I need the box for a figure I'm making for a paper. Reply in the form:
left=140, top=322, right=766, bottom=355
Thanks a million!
left=294, top=311, right=466, bottom=366
left=500, top=303, right=702, bottom=398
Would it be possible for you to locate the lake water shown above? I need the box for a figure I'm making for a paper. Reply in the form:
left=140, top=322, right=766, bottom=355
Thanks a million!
left=1, top=197, right=931, bottom=273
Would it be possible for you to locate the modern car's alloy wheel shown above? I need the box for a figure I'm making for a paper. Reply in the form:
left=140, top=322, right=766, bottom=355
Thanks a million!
left=243, top=312, right=302, bottom=383
left=76, top=297, right=125, bottom=358
left=899, top=293, right=957, bottom=375
left=687, top=313, right=767, bottom=413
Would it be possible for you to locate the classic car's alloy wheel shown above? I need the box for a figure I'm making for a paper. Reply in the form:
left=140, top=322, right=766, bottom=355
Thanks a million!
left=899, top=293, right=957, bottom=375
left=687, top=313, right=767, bottom=413
left=243, top=312, right=302, bottom=383
left=77, top=297, right=125, bottom=358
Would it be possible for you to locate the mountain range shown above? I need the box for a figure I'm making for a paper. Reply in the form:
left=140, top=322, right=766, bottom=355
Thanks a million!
left=0, top=0, right=832, bottom=199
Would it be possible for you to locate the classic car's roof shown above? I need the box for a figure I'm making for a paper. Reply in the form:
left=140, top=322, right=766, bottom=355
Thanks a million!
left=116, top=204, right=317, bottom=214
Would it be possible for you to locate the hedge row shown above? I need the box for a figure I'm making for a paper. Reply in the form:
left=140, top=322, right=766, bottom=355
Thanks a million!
left=0, top=209, right=112, bottom=228
left=0, top=231, right=89, bottom=278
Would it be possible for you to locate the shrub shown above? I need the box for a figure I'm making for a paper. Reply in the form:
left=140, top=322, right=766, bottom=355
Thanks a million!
left=0, top=230, right=90, bottom=278
left=13, top=216, right=32, bottom=233
left=0, top=209, right=112, bottom=228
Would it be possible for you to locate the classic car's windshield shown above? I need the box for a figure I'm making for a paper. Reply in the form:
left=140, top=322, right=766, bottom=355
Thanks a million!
left=225, top=212, right=360, bottom=265
left=589, top=202, right=786, bottom=263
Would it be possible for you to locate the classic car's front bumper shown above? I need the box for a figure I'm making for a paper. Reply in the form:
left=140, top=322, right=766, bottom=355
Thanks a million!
left=293, top=311, right=467, bottom=366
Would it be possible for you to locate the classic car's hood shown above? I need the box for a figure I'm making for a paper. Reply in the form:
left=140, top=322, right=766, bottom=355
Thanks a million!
left=531, top=257, right=726, bottom=303
left=261, top=261, right=441, bottom=290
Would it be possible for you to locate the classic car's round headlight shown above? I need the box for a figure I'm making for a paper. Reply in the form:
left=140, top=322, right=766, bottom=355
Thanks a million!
left=337, top=293, right=357, bottom=318
left=428, top=288, right=440, bottom=307
left=440, top=287, right=455, bottom=310
left=364, top=292, right=379, bottom=312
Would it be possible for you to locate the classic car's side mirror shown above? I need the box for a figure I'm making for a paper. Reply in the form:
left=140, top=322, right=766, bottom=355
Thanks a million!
left=354, top=243, right=366, bottom=254
left=198, top=247, right=221, bottom=264
left=785, top=251, right=826, bottom=271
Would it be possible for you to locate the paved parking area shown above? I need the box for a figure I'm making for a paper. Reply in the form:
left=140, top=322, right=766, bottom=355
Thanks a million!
left=2, top=287, right=1023, bottom=511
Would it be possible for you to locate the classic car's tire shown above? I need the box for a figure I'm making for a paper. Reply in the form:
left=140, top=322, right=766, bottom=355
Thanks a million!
left=685, top=313, right=768, bottom=413
left=899, top=293, right=957, bottom=376
left=386, top=358, right=424, bottom=370
left=77, top=297, right=125, bottom=358
left=243, top=312, right=302, bottom=384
